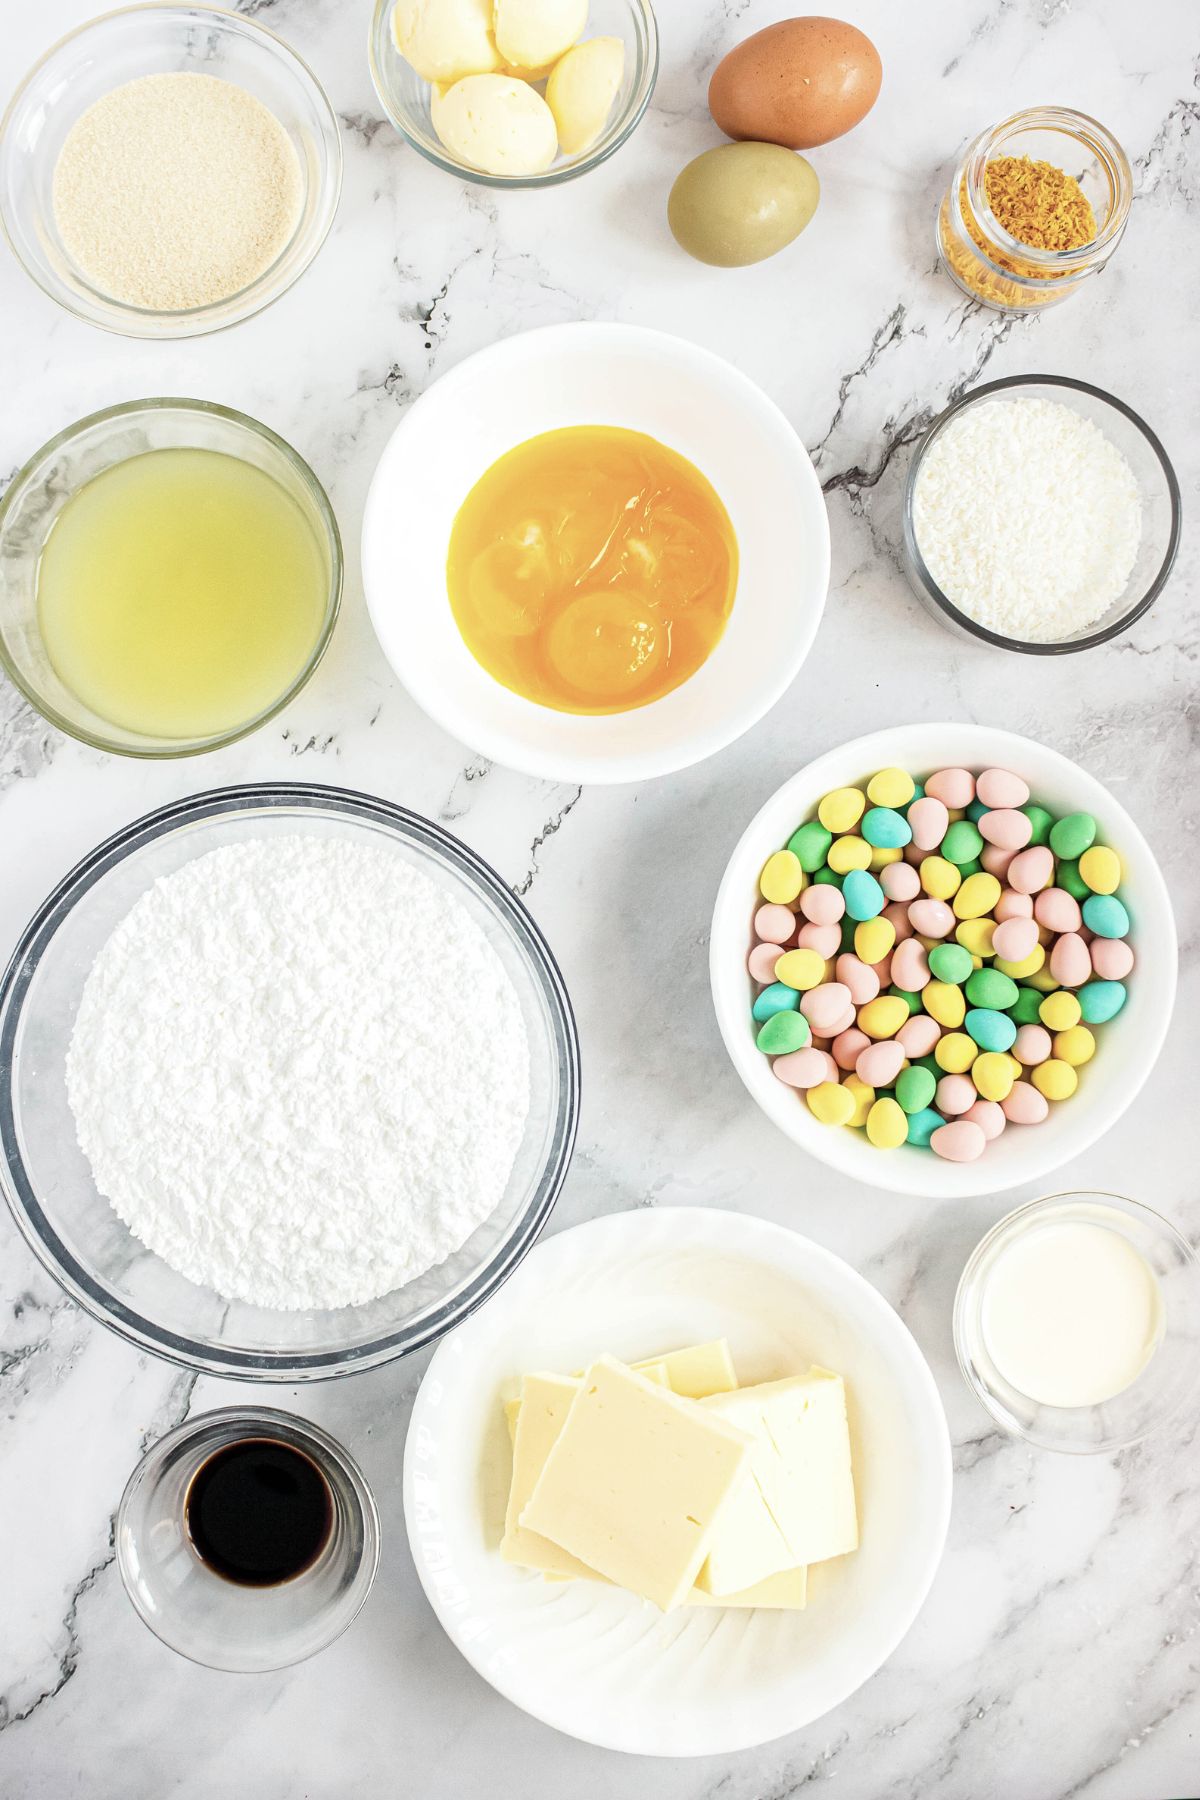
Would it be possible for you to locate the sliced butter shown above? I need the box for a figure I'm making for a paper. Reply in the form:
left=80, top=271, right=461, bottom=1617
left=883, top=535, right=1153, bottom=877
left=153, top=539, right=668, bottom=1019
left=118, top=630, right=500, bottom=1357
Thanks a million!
left=500, top=1373, right=598, bottom=1579
left=493, top=0, right=587, bottom=73
left=391, top=0, right=501, bottom=84
left=687, top=1564, right=808, bottom=1610
left=545, top=36, right=625, bottom=157
left=432, top=74, right=558, bottom=178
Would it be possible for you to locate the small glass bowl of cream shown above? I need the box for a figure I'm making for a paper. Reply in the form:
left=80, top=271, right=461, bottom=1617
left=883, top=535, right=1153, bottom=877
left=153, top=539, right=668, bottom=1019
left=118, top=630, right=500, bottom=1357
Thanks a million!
left=954, top=1192, right=1200, bottom=1453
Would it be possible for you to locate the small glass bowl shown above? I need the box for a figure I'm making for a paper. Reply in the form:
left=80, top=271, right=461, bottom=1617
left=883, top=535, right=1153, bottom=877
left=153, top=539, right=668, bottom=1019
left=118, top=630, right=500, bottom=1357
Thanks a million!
left=0, top=397, right=343, bottom=758
left=902, top=376, right=1181, bottom=655
left=954, top=1192, right=1200, bottom=1454
left=0, top=4, right=342, bottom=338
left=369, top=0, right=658, bottom=188
left=117, top=1407, right=379, bottom=1670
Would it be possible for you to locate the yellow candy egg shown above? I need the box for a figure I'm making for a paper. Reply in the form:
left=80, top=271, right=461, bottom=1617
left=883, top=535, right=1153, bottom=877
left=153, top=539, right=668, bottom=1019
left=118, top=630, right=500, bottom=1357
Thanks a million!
left=1079, top=845, right=1121, bottom=895
left=994, top=944, right=1046, bottom=980
left=972, top=1051, right=1015, bottom=1102
left=867, top=767, right=916, bottom=808
left=843, top=1074, right=875, bottom=1129
left=760, top=849, right=804, bottom=904
left=919, top=856, right=960, bottom=900
left=1032, top=1059, right=1078, bottom=1101
left=955, top=918, right=996, bottom=959
left=1054, top=1025, right=1096, bottom=1066
left=953, top=872, right=1002, bottom=920
left=923, top=980, right=966, bottom=1029
left=1039, top=991, right=1081, bottom=1031
left=935, top=1031, right=978, bottom=1073
left=1026, top=966, right=1060, bottom=993
left=858, top=995, right=909, bottom=1039
left=817, top=787, right=866, bottom=834
left=870, top=845, right=903, bottom=870
left=774, top=948, right=826, bottom=991
left=827, top=835, right=871, bottom=874
left=854, top=916, right=895, bottom=966
left=807, top=1080, right=856, bottom=1126
left=866, top=1097, right=908, bottom=1148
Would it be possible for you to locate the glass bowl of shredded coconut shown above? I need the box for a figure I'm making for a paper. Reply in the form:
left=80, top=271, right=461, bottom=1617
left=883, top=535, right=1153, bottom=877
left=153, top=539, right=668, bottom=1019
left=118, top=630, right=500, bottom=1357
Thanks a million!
left=903, top=376, right=1181, bottom=654
left=0, top=785, right=580, bottom=1379
left=0, top=5, right=341, bottom=338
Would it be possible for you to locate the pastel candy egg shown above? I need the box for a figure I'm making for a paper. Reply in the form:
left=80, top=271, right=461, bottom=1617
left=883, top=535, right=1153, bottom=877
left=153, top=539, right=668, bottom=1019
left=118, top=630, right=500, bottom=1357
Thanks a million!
left=881, top=861, right=921, bottom=903
left=801, top=982, right=853, bottom=1034
left=972, top=1051, right=1015, bottom=1102
left=748, top=941, right=783, bottom=982
left=897, top=1013, right=941, bottom=1059
left=1032, top=1058, right=1078, bottom=1101
left=788, top=819, right=833, bottom=872
left=1054, top=1025, right=1096, bottom=1066
left=981, top=844, right=1015, bottom=879
left=966, top=967, right=1018, bottom=1011
left=923, top=980, right=966, bottom=1029
left=858, top=995, right=910, bottom=1039
left=919, top=855, right=960, bottom=900
left=1022, top=803, right=1053, bottom=845
left=1049, top=811, right=1097, bottom=861
left=857, top=1039, right=906, bottom=1087
left=1049, top=933, right=1092, bottom=988
left=832, top=1026, right=871, bottom=1070
left=935, top=1031, right=977, bottom=1074
left=828, top=1006, right=860, bottom=1037
left=942, top=820, right=984, bottom=866
left=992, top=944, right=1045, bottom=981
left=935, top=1073, right=976, bottom=1115
left=908, top=897, right=955, bottom=939
left=952, top=872, right=1001, bottom=920
left=1012, top=1023, right=1051, bottom=1065
left=907, top=795, right=950, bottom=852
left=835, top=953, right=880, bottom=1005
left=827, top=834, right=872, bottom=874
left=931, top=1118, right=986, bottom=1162
left=883, top=900, right=914, bottom=942
left=774, top=1046, right=835, bottom=1088
left=842, top=868, right=885, bottom=921
left=800, top=884, right=845, bottom=925
left=1035, top=887, right=1082, bottom=934
left=862, top=805, right=912, bottom=849
left=895, top=1063, right=937, bottom=1114
left=978, top=808, right=1033, bottom=851
left=966, top=1008, right=1017, bottom=1053
left=1039, top=990, right=1081, bottom=1031
left=1082, top=893, right=1130, bottom=939
left=797, top=921, right=841, bottom=959
left=1010, top=987, right=1044, bottom=1025
left=906, top=1106, right=945, bottom=1147
left=991, top=916, right=1039, bottom=964
left=842, top=1074, right=875, bottom=1128
left=927, top=941, right=972, bottom=985
left=866, top=1096, right=908, bottom=1148
left=755, top=1010, right=811, bottom=1053
left=1090, top=938, right=1133, bottom=981
left=752, top=981, right=800, bottom=1023
left=760, top=849, right=804, bottom=903
left=1007, top=846, right=1054, bottom=894
left=817, top=787, right=866, bottom=834
left=806, top=1080, right=856, bottom=1126
left=891, top=937, right=930, bottom=992
left=1057, top=858, right=1091, bottom=902
left=1078, top=979, right=1127, bottom=1023
left=925, top=767, right=975, bottom=809
left=963, top=1098, right=1006, bottom=1140
left=995, top=889, right=1034, bottom=922
left=1079, top=845, right=1122, bottom=894
left=1002, top=1080, right=1049, bottom=1125
left=754, top=903, right=797, bottom=944
left=775, top=947, right=827, bottom=991
left=867, top=767, right=916, bottom=808
left=854, top=915, right=895, bottom=966
left=976, top=768, right=1030, bottom=809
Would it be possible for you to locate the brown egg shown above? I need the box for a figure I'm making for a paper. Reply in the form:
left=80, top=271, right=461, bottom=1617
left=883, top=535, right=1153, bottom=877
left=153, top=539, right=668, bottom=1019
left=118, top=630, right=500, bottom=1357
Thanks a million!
left=708, top=16, right=882, bottom=151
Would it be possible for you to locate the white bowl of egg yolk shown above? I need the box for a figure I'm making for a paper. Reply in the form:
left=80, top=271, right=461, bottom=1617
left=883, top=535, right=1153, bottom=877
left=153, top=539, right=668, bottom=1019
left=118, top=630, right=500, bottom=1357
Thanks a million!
left=361, top=322, right=829, bottom=783
left=711, top=723, right=1177, bottom=1200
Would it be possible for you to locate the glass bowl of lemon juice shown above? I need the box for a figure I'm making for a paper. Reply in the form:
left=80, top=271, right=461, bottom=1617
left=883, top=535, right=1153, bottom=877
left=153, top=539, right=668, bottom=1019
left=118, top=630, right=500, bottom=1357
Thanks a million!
left=0, top=398, right=342, bottom=757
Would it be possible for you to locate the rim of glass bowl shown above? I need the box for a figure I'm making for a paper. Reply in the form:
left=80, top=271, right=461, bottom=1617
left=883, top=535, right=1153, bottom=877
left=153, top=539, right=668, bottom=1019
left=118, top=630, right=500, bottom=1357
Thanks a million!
left=367, top=0, right=659, bottom=189
left=0, top=783, right=582, bottom=1379
left=0, top=4, right=343, bottom=339
left=902, top=374, right=1182, bottom=655
left=952, top=1191, right=1200, bottom=1453
left=0, top=397, right=344, bottom=758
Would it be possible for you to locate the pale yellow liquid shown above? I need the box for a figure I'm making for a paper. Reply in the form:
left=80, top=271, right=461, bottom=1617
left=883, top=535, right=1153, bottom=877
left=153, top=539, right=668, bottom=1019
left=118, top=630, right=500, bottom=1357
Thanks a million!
left=37, top=447, right=330, bottom=740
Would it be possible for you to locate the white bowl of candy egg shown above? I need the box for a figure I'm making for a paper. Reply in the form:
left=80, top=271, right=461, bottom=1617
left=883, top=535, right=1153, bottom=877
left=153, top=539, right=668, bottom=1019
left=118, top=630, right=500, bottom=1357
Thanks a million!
left=710, top=724, right=1176, bottom=1199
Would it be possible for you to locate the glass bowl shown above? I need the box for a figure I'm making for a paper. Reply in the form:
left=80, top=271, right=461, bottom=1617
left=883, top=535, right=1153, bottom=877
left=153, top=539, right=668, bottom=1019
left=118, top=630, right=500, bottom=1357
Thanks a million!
left=368, top=0, right=658, bottom=188
left=117, top=1407, right=379, bottom=1670
left=0, top=398, right=343, bottom=759
left=0, top=784, right=581, bottom=1379
left=954, top=1192, right=1200, bottom=1454
left=0, top=4, right=342, bottom=338
left=902, top=376, right=1181, bottom=655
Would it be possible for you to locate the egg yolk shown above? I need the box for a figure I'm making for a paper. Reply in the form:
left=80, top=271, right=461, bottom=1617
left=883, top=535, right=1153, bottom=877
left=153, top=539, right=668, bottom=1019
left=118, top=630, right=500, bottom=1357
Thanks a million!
left=446, top=426, right=738, bottom=715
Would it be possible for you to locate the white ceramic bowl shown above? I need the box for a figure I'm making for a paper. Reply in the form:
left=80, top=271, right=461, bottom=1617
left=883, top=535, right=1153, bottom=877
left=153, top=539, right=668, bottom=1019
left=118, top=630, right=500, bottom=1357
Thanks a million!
left=361, top=322, right=829, bottom=784
left=710, top=724, right=1177, bottom=1200
left=404, top=1206, right=951, bottom=1756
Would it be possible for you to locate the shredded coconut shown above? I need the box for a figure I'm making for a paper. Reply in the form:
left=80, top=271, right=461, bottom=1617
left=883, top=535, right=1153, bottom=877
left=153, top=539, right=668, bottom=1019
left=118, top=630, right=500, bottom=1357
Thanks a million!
left=66, top=837, right=531, bottom=1311
left=911, top=396, right=1142, bottom=642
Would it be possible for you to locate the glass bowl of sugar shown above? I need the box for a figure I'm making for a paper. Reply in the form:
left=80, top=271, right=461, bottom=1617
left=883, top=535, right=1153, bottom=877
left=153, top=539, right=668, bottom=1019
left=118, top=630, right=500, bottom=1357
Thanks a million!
left=0, top=4, right=341, bottom=337
left=902, top=375, right=1181, bottom=655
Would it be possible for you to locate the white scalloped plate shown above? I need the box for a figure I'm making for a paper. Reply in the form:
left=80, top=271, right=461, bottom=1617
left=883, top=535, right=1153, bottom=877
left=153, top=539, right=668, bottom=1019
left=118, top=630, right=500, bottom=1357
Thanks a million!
left=403, top=1207, right=951, bottom=1755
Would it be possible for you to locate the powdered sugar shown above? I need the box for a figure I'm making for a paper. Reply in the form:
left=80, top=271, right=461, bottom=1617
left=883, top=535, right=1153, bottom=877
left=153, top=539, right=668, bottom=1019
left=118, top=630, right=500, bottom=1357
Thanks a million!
left=911, top=396, right=1142, bottom=642
left=66, top=836, right=530, bottom=1311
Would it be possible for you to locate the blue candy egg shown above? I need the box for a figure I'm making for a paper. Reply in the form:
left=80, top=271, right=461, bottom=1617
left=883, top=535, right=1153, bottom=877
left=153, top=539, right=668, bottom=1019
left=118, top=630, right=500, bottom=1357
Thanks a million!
left=752, top=981, right=800, bottom=1023
left=842, top=868, right=885, bottom=921
left=905, top=1106, right=945, bottom=1148
left=1078, top=979, right=1127, bottom=1024
left=861, top=806, right=913, bottom=850
left=1082, top=893, right=1130, bottom=938
left=965, top=1007, right=1017, bottom=1053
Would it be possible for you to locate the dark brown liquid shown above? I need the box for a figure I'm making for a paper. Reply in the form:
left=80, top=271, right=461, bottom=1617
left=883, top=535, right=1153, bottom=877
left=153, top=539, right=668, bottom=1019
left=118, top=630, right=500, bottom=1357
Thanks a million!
left=184, top=1438, right=333, bottom=1587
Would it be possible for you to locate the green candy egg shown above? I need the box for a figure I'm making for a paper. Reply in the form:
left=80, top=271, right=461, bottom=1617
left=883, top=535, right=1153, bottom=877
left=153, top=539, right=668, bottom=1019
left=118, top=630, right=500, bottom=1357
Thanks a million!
left=956, top=857, right=982, bottom=877
left=813, top=865, right=842, bottom=886
left=1010, top=986, right=1045, bottom=1025
left=896, top=1064, right=937, bottom=1114
left=928, top=942, right=973, bottom=985
left=942, top=820, right=984, bottom=866
left=913, top=1054, right=942, bottom=1080
left=752, top=982, right=800, bottom=1023
left=756, top=1010, right=811, bottom=1054
left=1078, top=979, right=1127, bottom=1023
left=1049, top=811, right=1097, bottom=861
left=905, top=1106, right=945, bottom=1147
left=1082, top=893, right=1129, bottom=938
left=965, top=1007, right=1017, bottom=1052
left=901, top=783, right=925, bottom=813
left=840, top=915, right=858, bottom=951
left=966, top=799, right=988, bottom=823
left=966, top=967, right=1019, bottom=1011
left=887, top=985, right=922, bottom=1016
left=1057, top=858, right=1091, bottom=902
left=787, top=819, right=833, bottom=873
left=1021, top=803, right=1053, bottom=846
left=862, top=806, right=912, bottom=849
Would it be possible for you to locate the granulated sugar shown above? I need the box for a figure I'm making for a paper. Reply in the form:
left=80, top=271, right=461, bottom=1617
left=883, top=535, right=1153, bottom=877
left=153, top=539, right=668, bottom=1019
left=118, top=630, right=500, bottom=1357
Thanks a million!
left=52, top=72, right=303, bottom=311
left=66, top=837, right=531, bottom=1311
left=911, top=396, right=1142, bottom=643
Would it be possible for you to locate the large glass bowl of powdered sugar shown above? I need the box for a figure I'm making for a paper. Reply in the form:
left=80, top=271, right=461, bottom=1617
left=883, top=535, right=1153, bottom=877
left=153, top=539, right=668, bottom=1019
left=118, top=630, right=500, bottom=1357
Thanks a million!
left=0, top=784, right=580, bottom=1379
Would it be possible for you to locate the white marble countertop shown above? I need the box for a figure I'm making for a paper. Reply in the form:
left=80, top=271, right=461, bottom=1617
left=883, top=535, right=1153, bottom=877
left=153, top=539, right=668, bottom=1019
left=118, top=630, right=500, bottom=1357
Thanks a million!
left=2, top=1, right=1197, bottom=1794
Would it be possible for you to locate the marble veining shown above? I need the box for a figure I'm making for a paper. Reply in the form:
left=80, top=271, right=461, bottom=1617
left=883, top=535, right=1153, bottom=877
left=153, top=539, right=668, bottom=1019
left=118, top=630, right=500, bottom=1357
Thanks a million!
left=1, top=0, right=1198, bottom=1795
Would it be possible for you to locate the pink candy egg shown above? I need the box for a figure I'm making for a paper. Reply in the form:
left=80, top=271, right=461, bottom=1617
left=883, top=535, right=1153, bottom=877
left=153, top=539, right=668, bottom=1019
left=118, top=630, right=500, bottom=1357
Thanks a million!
left=907, top=795, right=950, bottom=851
left=963, top=1099, right=1006, bottom=1140
left=857, top=1040, right=906, bottom=1087
left=1003, top=1081, right=1049, bottom=1125
left=798, top=921, right=842, bottom=959
left=936, top=1073, right=976, bottom=1116
left=828, top=1007, right=860, bottom=1037
left=832, top=1026, right=871, bottom=1071
left=884, top=901, right=914, bottom=943
left=835, top=954, right=879, bottom=1006
left=748, top=942, right=782, bottom=982
left=931, top=1119, right=986, bottom=1162
left=981, top=844, right=1015, bottom=879
left=754, top=903, right=797, bottom=944
left=801, top=982, right=852, bottom=1034
left=881, top=861, right=921, bottom=902
left=891, top=937, right=930, bottom=992
left=898, top=1013, right=941, bottom=1058
left=1049, top=932, right=1092, bottom=988
left=868, top=955, right=893, bottom=989
left=800, top=884, right=845, bottom=926
left=991, top=916, right=1039, bottom=963
left=976, top=768, right=1030, bottom=809
left=773, top=1048, right=832, bottom=1089
left=994, top=888, right=1033, bottom=922
left=1035, top=887, right=1082, bottom=934
left=908, top=897, right=955, bottom=938
left=1012, top=1024, right=1051, bottom=1066
left=1091, top=937, right=1134, bottom=980
left=1007, top=845, right=1054, bottom=894
left=925, top=767, right=975, bottom=809
left=978, top=808, right=1032, bottom=851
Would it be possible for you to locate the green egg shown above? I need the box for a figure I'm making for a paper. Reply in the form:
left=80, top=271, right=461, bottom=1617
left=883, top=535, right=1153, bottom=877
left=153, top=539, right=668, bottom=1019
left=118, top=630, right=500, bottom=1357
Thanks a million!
left=1049, top=811, right=1097, bottom=861
left=756, top=1010, right=811, bottom=1054
left=966, top=967, right=1018, bottom=1011
left=787, top=818, right=833, bottom=873
left=887, top=985, right=922, bottom=1016
left=928, top=943, right=973, bottom=985
left=913, top=1054, right=942, bottom=1080
left=813, top=865, right=842, bottom=886
left=966, top=799, right=988, bottom=823
left=1057, top=858, right=1091, bottom=902
left=668, top=143, right=820, bottom=268
left=1010, top=986, right=1045, bottom=1025
left=896, top=1064, right=937, bottom=1114
left=942, top=820, right=984, bottom=866
left=1021, top=803, right=1053, bottom=846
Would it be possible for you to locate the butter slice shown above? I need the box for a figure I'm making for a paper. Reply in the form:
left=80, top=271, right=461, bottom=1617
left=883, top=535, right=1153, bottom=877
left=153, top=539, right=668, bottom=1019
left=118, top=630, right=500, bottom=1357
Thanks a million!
left=500, top=1374, right=598, bottom=1579
left=639, top=1339, right=737, bottom=1400
left=687, top=1564, right=808, bottom=1609
left=520, top=1355, right=752, bottom=1611
left=504, top=1360, right=669, bottom=1444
